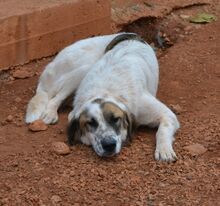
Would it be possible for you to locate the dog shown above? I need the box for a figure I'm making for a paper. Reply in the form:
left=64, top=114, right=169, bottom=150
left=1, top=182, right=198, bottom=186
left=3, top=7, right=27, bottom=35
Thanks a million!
left=26, top=33, right=180, bottom=161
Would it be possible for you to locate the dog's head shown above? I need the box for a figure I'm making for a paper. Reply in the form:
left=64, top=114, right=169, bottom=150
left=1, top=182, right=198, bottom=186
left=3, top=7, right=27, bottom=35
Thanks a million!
left=67, top=99, right=135, bottom=157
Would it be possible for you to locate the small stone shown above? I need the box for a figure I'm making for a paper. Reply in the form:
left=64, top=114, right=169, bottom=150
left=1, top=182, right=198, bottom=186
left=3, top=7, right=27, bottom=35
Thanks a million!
left=170, top=104, right=182, bottom=114
left=184, top=25, right=193, bottom=32
left=6, top=115, right=13, bottom=122
left=9, top=76, right=15, bottom=81
left=12, top=70, right=32, bottom=79
left=58, top=129, right=64, bottom=134
left=159, top=182, right=166, bottom=187
left=28, top=120, right=48, bottom=132
left=186, top=174, right=193, bottom=180
left=52, top=142, right=71, bottom=155
left=15, top=97, right=22, bottom=103
left=195, top=25, right=201, bottom=29
left=51, top=195, right=62, bottom=204
left=1, top=121, right=7, bottom=126
left=184, top=143, right=207, bottom=156
left=180, top=14, right=190, bottom=19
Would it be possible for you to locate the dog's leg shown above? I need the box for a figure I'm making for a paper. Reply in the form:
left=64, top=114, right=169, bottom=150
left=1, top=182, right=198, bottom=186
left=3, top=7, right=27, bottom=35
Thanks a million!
left=138, top=93, right=180, bottom=162
left=25, top=85, right=49, bottom=123
left=25, top=59, right=71, bottom=124
left=42, top=65, right=91, bottom=124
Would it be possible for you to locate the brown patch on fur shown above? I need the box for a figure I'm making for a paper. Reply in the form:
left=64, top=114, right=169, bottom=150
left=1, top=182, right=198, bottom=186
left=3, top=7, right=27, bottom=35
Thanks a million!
left=125, top=112, right=136, bottom=143
left=67, top=111, right=91, bottom=145
left=101, top=102, right=136, bottom=141
left=102, top=102, right=124, bottom=120
left=67, top=117, right=81, bottom=145
left=79, top=112, right=88, bottom=130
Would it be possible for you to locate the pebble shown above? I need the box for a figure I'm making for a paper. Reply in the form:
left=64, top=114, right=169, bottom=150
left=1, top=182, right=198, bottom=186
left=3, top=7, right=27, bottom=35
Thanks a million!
left=184, top=25, right=193, bottom=32
left=15, top=97, right=22, bottom=103
left=12, top=70, right=32, bottom=79
left=6, top=115, right=13, bottom=122
left=28, top=120, right=48, bottom=132
left=170, top=104, right=182, bottom=114
left=180, top=14, right=190, bottom=19
left=184, top=143, right=207, bottom=156
left=52, top=142, right=71, bottom=155
left=9, top=76, right=15, bottom=81
left=186, top=174, right=193, bottom=180
left=51, top=195, right=62, bottom=204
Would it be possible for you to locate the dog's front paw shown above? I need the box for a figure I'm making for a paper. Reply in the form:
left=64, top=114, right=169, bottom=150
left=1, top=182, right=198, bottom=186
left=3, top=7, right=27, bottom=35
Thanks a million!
left=25, top=111, right=42, bottom=123
left=155, top=143, right=177, bottom=162
left=42, top=110, right=58, bottom=124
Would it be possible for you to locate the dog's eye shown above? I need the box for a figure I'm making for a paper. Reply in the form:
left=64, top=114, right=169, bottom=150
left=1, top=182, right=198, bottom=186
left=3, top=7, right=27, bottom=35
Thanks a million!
left=111, top=116, right=120, bottom=124
left=87, top=118, right=98, bottom=129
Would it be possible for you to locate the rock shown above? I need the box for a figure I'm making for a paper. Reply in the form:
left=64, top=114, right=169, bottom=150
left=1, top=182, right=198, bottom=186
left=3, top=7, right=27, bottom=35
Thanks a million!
left=186, top=174, right=193, bottom=180
left=28, top=120, right=48, bottom=132
left=52, top=142, right=71, bottom=155
left=184, top=143, right=207, bottom=156
left=12, top=70, right=33, bottom=79
left=51, top=195, right=62, bottom=204
left=180, top=14, right=190, bottom=19
left=15, top=97, right=22, bottom=103
left=9, top=76, right=15, bottom=81
left=170, top=104, right=182, bottom=114
left=6, top=115, right=13, bottom=122
left=184, top=25, right=193, bottom=32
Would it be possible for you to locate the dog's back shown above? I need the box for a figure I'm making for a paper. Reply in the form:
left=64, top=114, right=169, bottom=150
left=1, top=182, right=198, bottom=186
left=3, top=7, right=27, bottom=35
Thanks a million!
left=73, top=37, right=159, bottom=115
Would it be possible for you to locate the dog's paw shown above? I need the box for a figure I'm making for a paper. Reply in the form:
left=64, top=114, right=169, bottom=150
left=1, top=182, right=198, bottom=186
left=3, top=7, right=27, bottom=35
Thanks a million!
left=42, top=110, right=58, bottom=124
left=25, top=110, right=43, bottom=123
left=155, top=143, right=177, bottom=162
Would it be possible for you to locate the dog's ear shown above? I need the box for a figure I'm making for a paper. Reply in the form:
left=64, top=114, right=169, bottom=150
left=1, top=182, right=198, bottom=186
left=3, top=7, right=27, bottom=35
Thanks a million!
left=67, top=118, right=81, bottom=145
left=124, top=112, right=136, bottom=143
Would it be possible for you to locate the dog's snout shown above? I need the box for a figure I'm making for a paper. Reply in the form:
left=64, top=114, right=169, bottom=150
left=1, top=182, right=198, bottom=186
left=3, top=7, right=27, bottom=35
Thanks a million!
left=101, top=138, right=116, bottom=153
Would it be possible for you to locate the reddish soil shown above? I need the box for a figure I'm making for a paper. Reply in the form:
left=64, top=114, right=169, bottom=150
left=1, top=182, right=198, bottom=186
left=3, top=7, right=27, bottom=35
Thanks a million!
left=0, top=1, right=219, bottom=206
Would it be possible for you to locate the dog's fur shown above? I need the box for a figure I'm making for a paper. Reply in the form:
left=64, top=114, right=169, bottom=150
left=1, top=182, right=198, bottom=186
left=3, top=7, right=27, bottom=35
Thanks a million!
left=26, top=33, right=180, bottom=161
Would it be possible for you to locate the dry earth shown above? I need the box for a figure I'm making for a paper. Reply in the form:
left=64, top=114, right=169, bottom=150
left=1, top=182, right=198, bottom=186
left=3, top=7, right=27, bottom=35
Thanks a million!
left=0, top=1, right=219, bottom=205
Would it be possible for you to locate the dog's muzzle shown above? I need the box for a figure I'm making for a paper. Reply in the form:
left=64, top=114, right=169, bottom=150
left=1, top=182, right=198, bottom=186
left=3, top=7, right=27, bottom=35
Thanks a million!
left=101, top=137, right=117, bottom=157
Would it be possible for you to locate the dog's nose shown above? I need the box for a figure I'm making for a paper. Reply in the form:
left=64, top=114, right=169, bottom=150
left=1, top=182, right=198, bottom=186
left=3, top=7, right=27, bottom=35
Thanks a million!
left=101, top=138, right=116, bottom=153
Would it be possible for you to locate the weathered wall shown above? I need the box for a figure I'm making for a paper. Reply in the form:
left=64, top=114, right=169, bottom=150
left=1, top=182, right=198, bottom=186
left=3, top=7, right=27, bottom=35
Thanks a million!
left=0, top=0, right=111, bottom=70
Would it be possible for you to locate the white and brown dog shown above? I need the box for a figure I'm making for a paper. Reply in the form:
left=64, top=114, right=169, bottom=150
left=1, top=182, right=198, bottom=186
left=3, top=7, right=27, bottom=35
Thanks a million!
left=26, top=33, right=179, bottom=161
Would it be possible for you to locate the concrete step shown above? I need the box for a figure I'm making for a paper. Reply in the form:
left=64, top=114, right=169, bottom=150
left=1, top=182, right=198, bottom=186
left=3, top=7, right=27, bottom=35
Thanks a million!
left=0, top=0, right=111, bottom=70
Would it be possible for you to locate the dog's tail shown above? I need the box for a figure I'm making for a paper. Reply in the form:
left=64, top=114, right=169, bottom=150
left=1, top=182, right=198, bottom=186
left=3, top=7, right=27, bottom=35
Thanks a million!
left=25, top=87, right=49, bottom=123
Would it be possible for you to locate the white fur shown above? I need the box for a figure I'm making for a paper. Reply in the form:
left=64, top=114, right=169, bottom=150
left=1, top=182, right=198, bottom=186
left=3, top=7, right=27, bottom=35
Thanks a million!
left=26, top=33, right=180, bottom=161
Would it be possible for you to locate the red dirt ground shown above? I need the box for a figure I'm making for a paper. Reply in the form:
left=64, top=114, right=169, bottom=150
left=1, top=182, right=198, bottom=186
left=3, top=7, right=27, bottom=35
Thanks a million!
left=0, top=1, right=219, bottom=206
